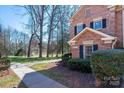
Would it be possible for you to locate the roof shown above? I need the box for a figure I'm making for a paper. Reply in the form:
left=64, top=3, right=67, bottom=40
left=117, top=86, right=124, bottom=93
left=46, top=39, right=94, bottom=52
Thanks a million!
left=70, top=6, right=83, bottom=20
left=68, top=27, right=116, bottom=44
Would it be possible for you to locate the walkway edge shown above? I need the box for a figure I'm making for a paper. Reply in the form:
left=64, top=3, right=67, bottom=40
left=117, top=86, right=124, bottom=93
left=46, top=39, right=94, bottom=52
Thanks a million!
left=11, top=63, right=67, bottom=88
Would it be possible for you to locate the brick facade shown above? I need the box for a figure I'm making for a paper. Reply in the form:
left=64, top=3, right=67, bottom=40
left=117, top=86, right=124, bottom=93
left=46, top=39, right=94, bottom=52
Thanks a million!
left=115, top=6, right=123, bottom=47
left=69, top=5, right=123, bottom=58
left=70, top=29, right=112, bottom=58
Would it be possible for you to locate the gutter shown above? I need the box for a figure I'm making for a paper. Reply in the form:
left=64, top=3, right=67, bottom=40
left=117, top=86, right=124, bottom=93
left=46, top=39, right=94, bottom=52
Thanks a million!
left=112, top=37, right=117, bottom=49
left=107, top=5, right=116, bottom=9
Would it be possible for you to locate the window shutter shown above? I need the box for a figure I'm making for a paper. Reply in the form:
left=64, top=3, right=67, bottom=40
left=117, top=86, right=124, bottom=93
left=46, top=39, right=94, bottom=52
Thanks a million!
left=93, top=44, right=98, bottom=51
left=102, top=18, right=106, bottom=28
left=90, top=22, right=94, bottom=29
left=83, top=24, right=86, bottom=29
left=74, top=26, right=77, bottom=36
left=79, top=45, right=84, bottom=59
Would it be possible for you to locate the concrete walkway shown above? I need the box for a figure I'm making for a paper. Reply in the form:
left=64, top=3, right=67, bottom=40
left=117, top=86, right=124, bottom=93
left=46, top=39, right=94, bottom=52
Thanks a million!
left=25, top=59, right=61, bottom=67
left=12, top=59, right=61, bottom=67
left=11, top=63, right=66, bottom=88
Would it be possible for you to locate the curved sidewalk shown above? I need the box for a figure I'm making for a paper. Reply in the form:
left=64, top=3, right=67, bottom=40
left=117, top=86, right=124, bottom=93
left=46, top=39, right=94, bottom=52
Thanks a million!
left=11, top=63, right=66, bottom=88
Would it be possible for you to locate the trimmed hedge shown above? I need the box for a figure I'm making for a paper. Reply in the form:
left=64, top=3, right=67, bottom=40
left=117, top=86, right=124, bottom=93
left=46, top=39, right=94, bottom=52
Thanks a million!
left=67, top=58, right=92, bottom=73
left=91, top=49, right=124, bottom=81
left=61, top=53, right=72, bottom=66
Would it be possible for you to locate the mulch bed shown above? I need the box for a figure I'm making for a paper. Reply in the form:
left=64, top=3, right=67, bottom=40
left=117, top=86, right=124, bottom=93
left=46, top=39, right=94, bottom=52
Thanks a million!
left=0, top=69, right=15, bottom=78
left=41, top=62, right=96, bottom=88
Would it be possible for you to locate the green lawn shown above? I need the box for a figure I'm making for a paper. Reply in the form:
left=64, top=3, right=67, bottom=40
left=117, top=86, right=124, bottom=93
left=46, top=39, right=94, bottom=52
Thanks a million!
left=0, top=70, right=26, bottom=88
left=7, top=56, right=61, bottom=63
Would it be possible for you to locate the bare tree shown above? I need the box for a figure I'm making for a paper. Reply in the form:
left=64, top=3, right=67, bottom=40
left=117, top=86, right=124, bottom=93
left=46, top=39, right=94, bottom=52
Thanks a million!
left=24, top=5, right=46, bottom=57
left=35, top=6, right=45, bottom=58
left=55, top=6, right=79, bottom=56
left=22, top=5, right=79, bottom=57
left=24, top=6, right=39, bottom=57
left=46, top=5, right=64, bottom=57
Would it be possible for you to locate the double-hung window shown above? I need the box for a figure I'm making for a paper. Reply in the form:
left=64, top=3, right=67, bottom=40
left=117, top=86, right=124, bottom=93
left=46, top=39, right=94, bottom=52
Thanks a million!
left=84, top=45, right=93, bottom=59
left=90, top=18, right=107, bottom=30
left=77, top=23, right=83, bottom=33
left=74, top=23, right=86, bottom=36
left=93, top=20, right=102, bottom=30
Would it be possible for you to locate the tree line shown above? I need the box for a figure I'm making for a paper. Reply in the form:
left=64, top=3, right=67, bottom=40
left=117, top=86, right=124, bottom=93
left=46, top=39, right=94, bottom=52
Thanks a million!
left=0, top=5, right=79, bottom=58
left=0, top=26, right=29, bottom=58
left=24, top=5, right=79, bottom=57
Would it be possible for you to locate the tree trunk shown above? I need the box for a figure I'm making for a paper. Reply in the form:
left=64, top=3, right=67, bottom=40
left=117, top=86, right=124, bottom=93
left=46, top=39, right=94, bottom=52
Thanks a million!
left=0, top=52, right=1, bottom=58
left=46, top=13, right=54, bottom=57
left=56, top=24, right=60, bottom=57
left=60, top=21, right=64, bottom=55
left=46, top=28, right=51, bottom=57
left=39, top=23, right=42, bottom=58
left=46, top=5, right=58, bottom=57
left=56, top=45, right=61, bottom=57
left=51, top=29, right=54, bottom=57
left=27, top=34, right=33, bottom=57
left=39, top=5, right=45, bottom=58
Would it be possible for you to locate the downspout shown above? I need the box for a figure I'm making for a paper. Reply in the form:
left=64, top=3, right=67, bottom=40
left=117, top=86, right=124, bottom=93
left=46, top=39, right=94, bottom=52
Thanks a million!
left=112, top=38, right=117, bottom=49
left=122, top=6, right=124, bottom=47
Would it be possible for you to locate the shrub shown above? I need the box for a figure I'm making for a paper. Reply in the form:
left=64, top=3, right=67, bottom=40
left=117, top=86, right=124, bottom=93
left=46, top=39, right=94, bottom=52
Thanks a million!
left=15, top=48, right=24, bottom=56
left=61, top=53, right=72, bottom=66
left=67, top=58, right=92, bottom=73
left=0, top=58, right=10, bottom=71
left=91, top=49, right=124, bottom=87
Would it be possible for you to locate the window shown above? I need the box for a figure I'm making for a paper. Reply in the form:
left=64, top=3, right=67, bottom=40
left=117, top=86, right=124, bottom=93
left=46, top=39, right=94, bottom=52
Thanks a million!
left=85, top=8, right=91, bottom=17
left=93, top=20, right=102, bottom=30
left=75, top=23, right=86, bottom=36
left=77, top=23, right=83, bottom=33
left=91, top=18, right=107, bottom=30
left=84, top=45, right=93, bottom=59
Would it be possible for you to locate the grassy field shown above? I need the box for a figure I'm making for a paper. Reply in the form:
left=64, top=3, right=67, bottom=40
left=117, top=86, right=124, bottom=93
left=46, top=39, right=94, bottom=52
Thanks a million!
left=0, top=56, right=61, bottom=87
left=0, top=70, right=26, bottom=88
left=7, top=56, right=61, bottom=63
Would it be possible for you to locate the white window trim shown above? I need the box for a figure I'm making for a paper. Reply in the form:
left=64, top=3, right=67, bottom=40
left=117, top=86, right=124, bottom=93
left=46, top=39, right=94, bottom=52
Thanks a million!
left=83, top=44, right=93, bottom=59
left=93, top=19, right=103, bottom=30
left=83, top=40, right=93, bottom=45
left=83, top=46, right=85, bottom=59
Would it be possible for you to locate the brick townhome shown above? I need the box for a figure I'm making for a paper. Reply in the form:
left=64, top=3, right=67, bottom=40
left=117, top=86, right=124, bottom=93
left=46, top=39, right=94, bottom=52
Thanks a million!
left=68, top=5, right=124, bottom=59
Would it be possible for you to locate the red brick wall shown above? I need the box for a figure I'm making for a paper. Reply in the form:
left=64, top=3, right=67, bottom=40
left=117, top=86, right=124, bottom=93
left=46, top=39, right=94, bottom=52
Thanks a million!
left=71, top=30, right=112, bottom=58
left=70, top=6, right=123, bottom=47
left=71, top=46, right=79, bottom=58
left=70, top=5, right=123, bottom=58
left=115, top=7, right=123, bottom=48
left=71, top=6, right=115, bottom=38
